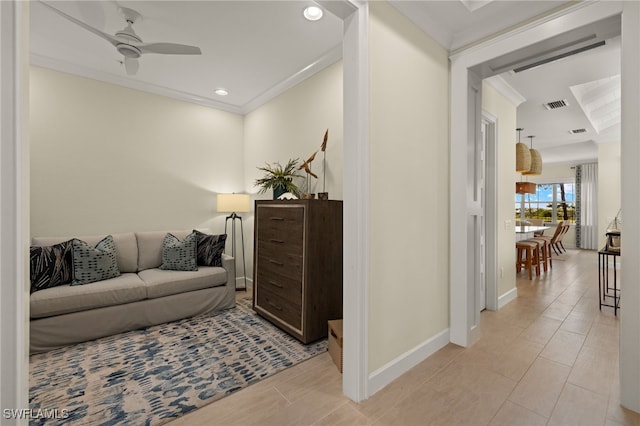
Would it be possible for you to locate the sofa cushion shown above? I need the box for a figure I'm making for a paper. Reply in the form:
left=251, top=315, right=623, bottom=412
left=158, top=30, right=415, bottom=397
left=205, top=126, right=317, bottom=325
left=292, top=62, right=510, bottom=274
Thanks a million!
left=30, top=240, right=74, bottom=294
left=72, top=235, right=121, bottom=285
left=159, top=232, right=198, bottom=271
left=136, top=230, right=193, bottom=271
left=32, top=232, right=139, bottom=273
left=30, top=273, right=147, bottom=318
left=138, top=267, right=227, bottom=299
left=194, top=230, right=227, bottom=267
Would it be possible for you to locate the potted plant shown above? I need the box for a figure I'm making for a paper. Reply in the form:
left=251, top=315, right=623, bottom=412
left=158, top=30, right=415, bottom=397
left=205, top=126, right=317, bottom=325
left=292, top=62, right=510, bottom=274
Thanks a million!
left=254, top=158, right=302, bottom=199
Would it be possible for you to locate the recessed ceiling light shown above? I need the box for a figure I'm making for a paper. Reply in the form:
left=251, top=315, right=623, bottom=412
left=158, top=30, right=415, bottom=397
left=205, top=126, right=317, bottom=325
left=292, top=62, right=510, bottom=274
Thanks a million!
left=214, top=88, right=228, bottom=96
left=303, top=6, right=323, bottom=21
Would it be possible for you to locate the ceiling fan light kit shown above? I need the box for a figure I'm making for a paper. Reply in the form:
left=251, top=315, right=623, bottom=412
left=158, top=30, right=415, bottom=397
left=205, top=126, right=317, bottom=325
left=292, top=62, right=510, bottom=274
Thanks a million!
left=40, top=1, right=202, bottom=76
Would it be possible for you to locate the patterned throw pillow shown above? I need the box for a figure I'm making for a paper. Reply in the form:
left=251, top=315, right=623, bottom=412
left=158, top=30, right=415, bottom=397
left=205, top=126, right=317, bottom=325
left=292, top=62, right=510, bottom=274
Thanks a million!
left=159, top=232, right=198, bottom=271
left=194, top=230, right=227, bottom=267
left=30, top=240, right=74, bottom=293
left=72, top=235, right=121, bottom=285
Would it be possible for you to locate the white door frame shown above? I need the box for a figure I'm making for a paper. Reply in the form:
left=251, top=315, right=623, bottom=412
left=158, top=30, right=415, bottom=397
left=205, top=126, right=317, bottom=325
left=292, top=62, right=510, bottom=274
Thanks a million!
left=482, top=111, right=498, bottom=312
left=6, top=0, right=373, bottom=410
left=319, top=0, right=370, bottom=402
left=451, top=0, right=640, bottom=413
left=450, top=0, right=620, bottom=346
left=0, top=0, right=29, bottom=420
left=620, top=1, right=640, bottom=413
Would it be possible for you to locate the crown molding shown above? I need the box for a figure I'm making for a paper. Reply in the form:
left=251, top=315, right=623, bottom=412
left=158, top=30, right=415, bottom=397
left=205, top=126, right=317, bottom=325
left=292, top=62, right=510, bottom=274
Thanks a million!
left=31, top=45, right=343, bottom=116
left=30, top=53, right=245, bottom=114
left=484, top=75, right=526, bottom=107
left=240, top=44, right=343, bottom=115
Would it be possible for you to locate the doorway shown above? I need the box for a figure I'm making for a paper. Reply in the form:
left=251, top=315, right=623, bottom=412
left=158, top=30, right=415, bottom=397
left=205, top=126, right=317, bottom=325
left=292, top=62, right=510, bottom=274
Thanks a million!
left=450, top=1, right=640, bottom=413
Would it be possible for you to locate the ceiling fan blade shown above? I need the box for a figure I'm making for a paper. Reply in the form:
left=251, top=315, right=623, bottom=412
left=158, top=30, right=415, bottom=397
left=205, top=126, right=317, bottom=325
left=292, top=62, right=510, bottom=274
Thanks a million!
left=39, top=1, right=119, bottom=47
left=138, top=43, right=202, bottom=55
left=123, top=57, right=139, bottom=75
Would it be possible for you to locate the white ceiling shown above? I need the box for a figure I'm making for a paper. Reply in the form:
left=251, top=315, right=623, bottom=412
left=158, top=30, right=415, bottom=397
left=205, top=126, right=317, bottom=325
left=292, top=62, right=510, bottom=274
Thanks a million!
left=30, top=1, right=344, bottom=114
left=30, top=1, right=621, bottom=166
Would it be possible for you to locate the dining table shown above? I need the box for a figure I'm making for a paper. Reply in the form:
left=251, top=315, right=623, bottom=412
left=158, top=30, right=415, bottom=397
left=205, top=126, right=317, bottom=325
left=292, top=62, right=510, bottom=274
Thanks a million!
left=515, top=225, right=550, bottom=241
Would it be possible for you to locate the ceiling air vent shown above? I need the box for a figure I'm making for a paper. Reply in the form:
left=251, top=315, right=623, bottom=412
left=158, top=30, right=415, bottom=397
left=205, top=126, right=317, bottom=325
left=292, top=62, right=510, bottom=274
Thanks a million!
left=544, top=99, right=569, bottom=110
left=569, top=128, right=587, bottom=134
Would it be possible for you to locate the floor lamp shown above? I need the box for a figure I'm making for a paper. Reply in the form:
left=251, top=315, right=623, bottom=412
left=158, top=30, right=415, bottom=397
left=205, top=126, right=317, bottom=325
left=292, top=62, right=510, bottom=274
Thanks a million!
left=217, top=193, right=251, bottom=291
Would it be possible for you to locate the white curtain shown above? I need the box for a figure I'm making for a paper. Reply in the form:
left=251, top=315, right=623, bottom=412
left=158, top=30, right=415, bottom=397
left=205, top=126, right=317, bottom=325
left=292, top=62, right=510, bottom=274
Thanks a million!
left=581, top=163, right=599, bottom=249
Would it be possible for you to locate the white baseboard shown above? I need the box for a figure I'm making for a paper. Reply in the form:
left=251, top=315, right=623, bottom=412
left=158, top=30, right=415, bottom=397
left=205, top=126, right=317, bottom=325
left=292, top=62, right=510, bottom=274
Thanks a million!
left=498, top=287, right=518, bottom=309
left=235, top=276, right=253, bottom=290
left=367, top=328, right=450, bottom=397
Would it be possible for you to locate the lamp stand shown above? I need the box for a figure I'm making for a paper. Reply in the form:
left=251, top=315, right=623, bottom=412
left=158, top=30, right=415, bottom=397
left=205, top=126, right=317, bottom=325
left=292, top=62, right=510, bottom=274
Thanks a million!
left=224, top=212, right=247, bottom=291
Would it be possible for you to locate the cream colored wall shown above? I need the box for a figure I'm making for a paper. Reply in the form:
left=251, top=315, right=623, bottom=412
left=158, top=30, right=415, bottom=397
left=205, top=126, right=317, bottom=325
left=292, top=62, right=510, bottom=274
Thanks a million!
left=482, top=83, right=517, bottom=299
left=598, top=142, right=621, bottom=243
left=243, top=60, right=343, bottom=198
left=30, top=66, right=245, bottom=238
left=537, top=163, right=575, bottom=181
left=368, top=2, right=450, bottom=373
left=242, top=61, right=343, bottom=282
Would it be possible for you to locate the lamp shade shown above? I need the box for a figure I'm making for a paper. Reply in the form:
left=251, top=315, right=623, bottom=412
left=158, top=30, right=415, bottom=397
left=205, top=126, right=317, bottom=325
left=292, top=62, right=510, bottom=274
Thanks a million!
left=522, top=148, right=542, bottom=175
left=516, top=182, right=537, bottom=194
left=516, top=142, right=532, bottom=172
left=217, top=193, right=250, bottom=213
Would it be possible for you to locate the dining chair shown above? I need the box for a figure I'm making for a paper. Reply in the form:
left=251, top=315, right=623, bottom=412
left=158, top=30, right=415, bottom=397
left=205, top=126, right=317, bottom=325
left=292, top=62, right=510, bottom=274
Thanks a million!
left=556, top=222, right=570, bottom=253
left=536, top=221, right=565, bottom=256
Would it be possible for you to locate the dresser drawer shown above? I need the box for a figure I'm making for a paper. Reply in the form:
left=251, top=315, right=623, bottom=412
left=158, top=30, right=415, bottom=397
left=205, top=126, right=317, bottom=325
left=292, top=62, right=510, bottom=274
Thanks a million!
left=256, top=206, right=304, bottom=241
left=257, top=237, right=303, bottom=257
left=256, top=285, right=302, bottom=330
left=256, top=268, right=302, bottom=305
left=257, top=253, right=302, bottom=282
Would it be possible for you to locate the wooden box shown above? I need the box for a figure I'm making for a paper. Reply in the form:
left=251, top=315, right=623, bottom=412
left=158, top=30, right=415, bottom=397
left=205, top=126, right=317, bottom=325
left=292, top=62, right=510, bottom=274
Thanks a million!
left=328, top=319, right=343, bottom=373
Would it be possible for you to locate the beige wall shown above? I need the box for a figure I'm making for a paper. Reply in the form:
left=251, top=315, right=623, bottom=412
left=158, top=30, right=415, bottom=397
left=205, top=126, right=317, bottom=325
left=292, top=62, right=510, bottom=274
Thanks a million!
left=598, top=142, right=621, bottom=243
left=482, top=82, right=517, bottom=299
left=242, top=60, right=343, bottom=282
left=537, top=163, right=575, bottom=181
left=30, top=66, right=245, bottom=238
left=368, top=2, right=450, bottom=373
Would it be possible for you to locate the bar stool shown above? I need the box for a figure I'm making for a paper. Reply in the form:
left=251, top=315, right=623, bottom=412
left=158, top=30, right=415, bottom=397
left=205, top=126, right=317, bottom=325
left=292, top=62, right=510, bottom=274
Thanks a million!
left=523, top=238, right=546, bottom=274
left=516, top=241, right=540, bottom=280
left=530, top=236, right=552, bottom=270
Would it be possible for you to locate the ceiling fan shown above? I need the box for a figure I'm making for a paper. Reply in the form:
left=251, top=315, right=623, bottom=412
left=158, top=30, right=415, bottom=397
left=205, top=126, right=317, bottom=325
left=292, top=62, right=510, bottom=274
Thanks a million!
left=39, top=1, right=202, bottom=75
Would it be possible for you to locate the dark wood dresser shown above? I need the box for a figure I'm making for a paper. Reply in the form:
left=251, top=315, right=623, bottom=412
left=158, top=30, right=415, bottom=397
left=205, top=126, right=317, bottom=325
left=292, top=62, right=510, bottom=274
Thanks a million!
left=253, top=199, right=343, bottom=343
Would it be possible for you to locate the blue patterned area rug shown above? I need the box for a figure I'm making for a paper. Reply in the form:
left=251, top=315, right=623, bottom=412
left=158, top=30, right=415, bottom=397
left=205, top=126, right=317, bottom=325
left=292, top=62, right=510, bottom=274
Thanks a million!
left=29, top=296, right=327, bottom=426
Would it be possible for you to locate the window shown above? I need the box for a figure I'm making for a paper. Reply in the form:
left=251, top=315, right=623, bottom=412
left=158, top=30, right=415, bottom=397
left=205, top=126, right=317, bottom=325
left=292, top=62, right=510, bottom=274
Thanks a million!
left=515, top=182, right=576, bottom=224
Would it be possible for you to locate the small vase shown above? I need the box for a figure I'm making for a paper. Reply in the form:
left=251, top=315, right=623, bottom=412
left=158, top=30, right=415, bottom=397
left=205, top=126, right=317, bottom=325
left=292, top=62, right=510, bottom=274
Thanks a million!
left=273, top=187, right=287, bottom=200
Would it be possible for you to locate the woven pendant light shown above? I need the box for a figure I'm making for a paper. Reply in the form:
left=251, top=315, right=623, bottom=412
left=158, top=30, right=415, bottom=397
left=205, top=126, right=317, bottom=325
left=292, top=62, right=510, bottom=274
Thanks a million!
left=522, top=135, right=542, bottom=175
left=516, top=181, right=537, bottom=194
left=515, top=128, right=531, bottom=172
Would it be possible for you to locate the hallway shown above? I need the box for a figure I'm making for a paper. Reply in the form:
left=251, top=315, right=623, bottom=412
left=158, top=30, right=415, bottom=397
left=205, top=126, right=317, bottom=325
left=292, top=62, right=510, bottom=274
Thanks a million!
left=170, top=249, right=638, bottom=425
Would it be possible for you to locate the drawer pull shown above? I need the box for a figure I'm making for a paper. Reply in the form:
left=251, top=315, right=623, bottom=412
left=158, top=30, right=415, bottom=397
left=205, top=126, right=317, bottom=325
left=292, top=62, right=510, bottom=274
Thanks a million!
left=270, top=238, right=285, bottom=244
left=268, top=280, right=284, bottom=289
left=267, top=300, right=283, bottom=311
left=270, top=217, right=285, bottom=221
left=268, top=259, right=284, bottom=266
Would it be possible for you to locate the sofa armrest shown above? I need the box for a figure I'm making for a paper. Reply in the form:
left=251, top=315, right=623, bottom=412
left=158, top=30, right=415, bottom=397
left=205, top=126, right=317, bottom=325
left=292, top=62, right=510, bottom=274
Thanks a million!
left=221, top=253, right=236, bottom=289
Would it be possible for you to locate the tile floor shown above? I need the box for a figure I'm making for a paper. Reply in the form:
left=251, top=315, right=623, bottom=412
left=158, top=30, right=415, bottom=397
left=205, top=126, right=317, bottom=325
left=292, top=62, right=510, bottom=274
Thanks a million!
left=168, top=249, right=639, bottom=426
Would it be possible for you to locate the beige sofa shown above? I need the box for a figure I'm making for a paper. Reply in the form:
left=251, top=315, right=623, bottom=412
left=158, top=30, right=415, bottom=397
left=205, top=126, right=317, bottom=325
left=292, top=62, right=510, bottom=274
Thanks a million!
left=30, top=230, right=235, bottom=354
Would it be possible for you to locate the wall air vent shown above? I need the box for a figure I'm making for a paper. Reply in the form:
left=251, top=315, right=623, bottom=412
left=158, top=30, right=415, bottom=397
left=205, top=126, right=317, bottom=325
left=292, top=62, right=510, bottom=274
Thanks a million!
left=569, top=128, right=588, bottom=134
left=544, top=99, right=569, bottom=110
